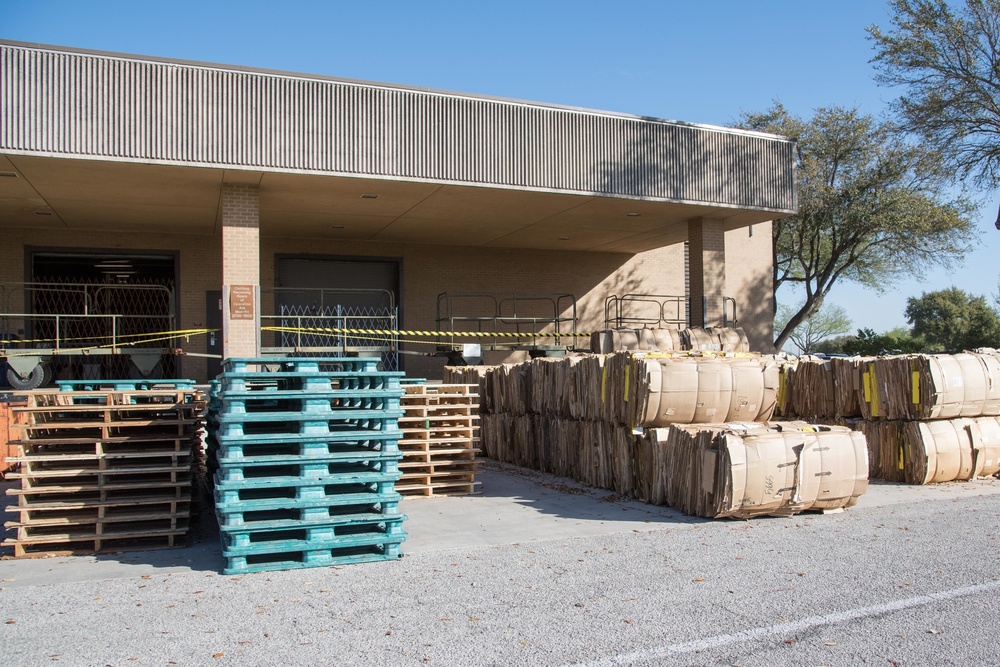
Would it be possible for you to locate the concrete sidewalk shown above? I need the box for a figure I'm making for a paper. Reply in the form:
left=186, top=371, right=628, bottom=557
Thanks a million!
left=2, top=460, right=998, bottom=588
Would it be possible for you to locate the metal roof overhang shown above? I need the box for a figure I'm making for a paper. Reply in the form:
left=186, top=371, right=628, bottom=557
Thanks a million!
left=0, top=42, right=797, bottom=253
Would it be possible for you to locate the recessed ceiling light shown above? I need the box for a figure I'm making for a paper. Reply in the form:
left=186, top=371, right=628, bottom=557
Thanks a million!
left=626, top=212, right=641, bottom=217
left=360, top=193, right=380, bottom=199
left=34, top=211, right=53, bottom=216
left=0, top=171, right=16, bottom=178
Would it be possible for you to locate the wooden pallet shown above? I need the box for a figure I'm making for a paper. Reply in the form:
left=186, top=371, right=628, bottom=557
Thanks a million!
left=2, top=387, right=204, bottom=557
left=398, top=384, right=480, bottom=497
left=5, top=530, right=190, bottom=558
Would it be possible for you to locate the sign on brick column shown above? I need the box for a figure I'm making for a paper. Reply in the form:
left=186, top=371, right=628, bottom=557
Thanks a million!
left=687, top=217, right=726, bottom=328
left=221, top=184, right=260, bottom=358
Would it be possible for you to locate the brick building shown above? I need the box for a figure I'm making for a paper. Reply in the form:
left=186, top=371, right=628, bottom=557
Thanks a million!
left=0, top=41, right=796, bottom=384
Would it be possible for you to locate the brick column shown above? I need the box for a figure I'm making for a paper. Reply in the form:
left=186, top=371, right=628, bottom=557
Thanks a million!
left=221, top=184, right=260, bottom=359
left=687, top=217, right=726, bottom=328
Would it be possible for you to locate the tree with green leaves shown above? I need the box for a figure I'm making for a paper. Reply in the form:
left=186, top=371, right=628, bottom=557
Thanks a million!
left=776, top=302, right=852, bottom=354
left=904, top=286, right=1000, bottom=351
left=870, top=0, right=1000, bottom=212
left=842, top=327, right=926, bottom=356
left=739, top=103, right=978, bottom=351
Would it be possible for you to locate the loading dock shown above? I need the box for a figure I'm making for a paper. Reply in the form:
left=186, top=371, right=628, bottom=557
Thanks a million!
left=0, top=40, right=796, bottom=382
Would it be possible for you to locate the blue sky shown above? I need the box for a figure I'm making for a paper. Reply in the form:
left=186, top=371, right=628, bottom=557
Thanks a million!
left=3, top=0, right=997, bottom=337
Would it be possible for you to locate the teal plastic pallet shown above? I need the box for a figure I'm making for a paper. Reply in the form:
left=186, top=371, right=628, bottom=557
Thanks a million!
left=221, top=517, right=406, bottom=555
left=219, top=510, right=405, bottom=536
left=215, top=497, right=402, bottom=527
left=213, top=395, right=402, bottom=417
left=223, top=543, right=403, bottom=575
left=212, top=415, right=401, bottom=439
left=216, top=444, right=401, bottom=467
left=214, top=458, right=400, bottom=485
left=214, top=488, right=403, bottom=516
left=57, top=379, right=198, bottom=391
left=214, top=475, right=399, bottom=507
left=223, top=357, right=389, bottom=372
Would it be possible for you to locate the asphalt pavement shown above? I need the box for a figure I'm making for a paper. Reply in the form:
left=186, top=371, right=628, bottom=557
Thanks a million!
left=1, top=461, right=998, bottom=666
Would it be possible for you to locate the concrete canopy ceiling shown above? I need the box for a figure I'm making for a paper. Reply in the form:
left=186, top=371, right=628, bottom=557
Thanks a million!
left=0, top=154, right=777, bottom=253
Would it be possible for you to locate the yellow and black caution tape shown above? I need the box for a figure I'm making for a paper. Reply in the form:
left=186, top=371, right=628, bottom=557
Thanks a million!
left=265, top=328, right=438, bottom=348
left=1, top=328, right=217, bottom=356
left=0, top=328, right=214, bottom=346
left=261, top=326, right=590, bottom=339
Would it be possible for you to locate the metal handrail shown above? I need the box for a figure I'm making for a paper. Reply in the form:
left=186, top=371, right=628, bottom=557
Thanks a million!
left=605, top=293, right=688, bottom=330
left=723, top=297, right=738, bottom=328
left=0, top=313, right=174, bottom=351
left=435, top=292, right=578, bottom=347
left=605, top=293, right=738, bottom=330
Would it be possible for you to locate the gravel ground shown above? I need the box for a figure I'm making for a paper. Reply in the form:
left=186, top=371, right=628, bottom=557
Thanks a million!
left=2, top=472, right=998, bottom=666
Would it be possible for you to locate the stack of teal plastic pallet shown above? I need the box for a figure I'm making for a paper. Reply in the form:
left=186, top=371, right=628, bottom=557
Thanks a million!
left=206, top=357, right=407, bottom=575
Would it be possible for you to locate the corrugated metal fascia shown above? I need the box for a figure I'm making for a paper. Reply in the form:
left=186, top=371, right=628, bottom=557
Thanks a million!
left=0, top=42, right=798, bottom=213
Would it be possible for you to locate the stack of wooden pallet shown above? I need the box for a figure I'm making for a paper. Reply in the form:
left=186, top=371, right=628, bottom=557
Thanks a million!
left=3, top=384, right=204, bottom=557
left=398, top=384, right=479, bottom=497
left=207, top=357, right=407, bottom=575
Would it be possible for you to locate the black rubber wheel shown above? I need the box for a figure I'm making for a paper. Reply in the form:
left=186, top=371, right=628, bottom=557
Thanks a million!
left=6, top=363, right=45, bottom=390
left=40, top=363, right=54, bottom=388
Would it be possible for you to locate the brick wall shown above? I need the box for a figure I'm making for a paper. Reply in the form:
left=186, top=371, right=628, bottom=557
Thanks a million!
left=2, top=222, right=771, bottom=382
left=725, top=221, right=775, bottom=353
left=687, top=218, right=726, bottom=328
left=221, top=184, right=260, bottom=358
left=260, top=237, right=686, bottom=379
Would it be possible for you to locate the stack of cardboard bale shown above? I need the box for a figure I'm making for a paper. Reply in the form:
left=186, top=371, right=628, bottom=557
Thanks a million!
left=779, top=353, right=1000, bottom=484
left=447, top=351, right=870, bottom=518
left=590, top=326, right=749, bottom=354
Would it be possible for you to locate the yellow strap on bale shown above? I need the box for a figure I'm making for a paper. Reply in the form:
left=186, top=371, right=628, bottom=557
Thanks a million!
left=866, top=362, right=880, bottom=418
left=777, top=367, right=787, bottom=411
left=601, top=364, right=607, bottom=405
left=624, top=358, right=630, bottom=403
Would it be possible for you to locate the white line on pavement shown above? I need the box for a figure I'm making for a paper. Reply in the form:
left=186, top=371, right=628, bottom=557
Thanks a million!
left=570, top=579, right=1000, bottom=667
